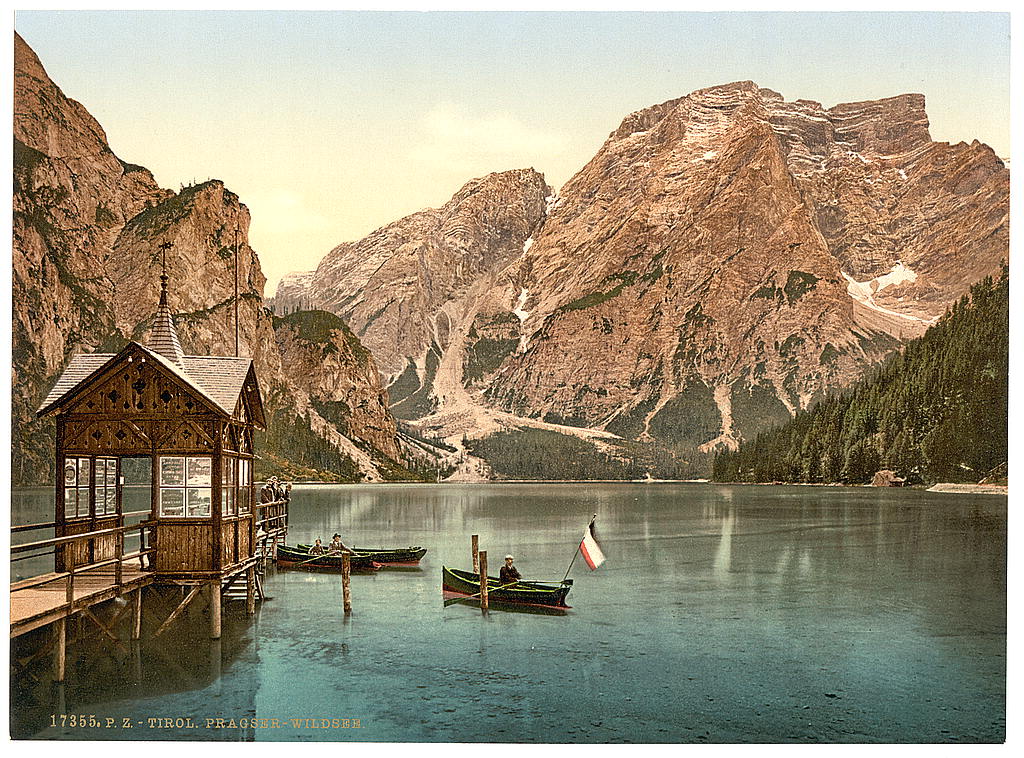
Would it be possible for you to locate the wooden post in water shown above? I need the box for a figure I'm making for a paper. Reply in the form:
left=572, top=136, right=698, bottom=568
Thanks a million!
left=342, top=553, right=352, bottom=614
left=54, top=617, right=67, bottom=682
left=209, top=581, right=222, bottom=639
left=479, top=551, right=488, bottom=610
left=472, top=534, right=479, bottom=573
left=246, top=566, right=256, bottom=616
left=131, top=588, right=143, bottom=640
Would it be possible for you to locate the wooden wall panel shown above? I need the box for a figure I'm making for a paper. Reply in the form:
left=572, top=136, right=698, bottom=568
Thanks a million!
left=62, top=521, right=92, bottom=568
left=239, top=517, right=252, bottom=560
left=92, top=515, right=120, bottom=562
left=153, top=522, right=214, bottom=573
left=218, top=518, right=256, bottom=568
left=221, top=522, right=237, bottom=567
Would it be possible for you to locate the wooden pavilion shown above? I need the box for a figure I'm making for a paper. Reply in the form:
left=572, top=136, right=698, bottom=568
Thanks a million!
left=31, top=265, right=281, bottom=640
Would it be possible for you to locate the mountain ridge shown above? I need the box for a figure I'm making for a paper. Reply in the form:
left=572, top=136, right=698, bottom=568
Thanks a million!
left=277, top=80, right=1007, bottom=477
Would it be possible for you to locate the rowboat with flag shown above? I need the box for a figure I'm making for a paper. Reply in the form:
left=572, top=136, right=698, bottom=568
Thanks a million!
left=294, top=544, right=427, bottom=566
left=441, top=567, right=573, bottom=608
left=442, top=514, right=604, bottom=611
left=275, top=544, right=383, bottom=571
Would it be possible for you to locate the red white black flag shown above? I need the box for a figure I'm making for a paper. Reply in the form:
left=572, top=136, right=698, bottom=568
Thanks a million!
left=580, top=520, right=606, bottom=570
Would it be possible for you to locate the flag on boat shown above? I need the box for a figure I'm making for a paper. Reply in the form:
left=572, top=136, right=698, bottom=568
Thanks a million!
left=580, top=520, right=606, bottom=570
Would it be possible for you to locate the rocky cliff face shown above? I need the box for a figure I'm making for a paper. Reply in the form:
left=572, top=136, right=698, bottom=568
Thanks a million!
left=280, top=81, right=1007, bottom=472
left=12, top=33, right=406, bottom=484
left=276, top=168, right=551, bottom=380
left=271, top=310, right=399, bottom=459
left=497, top=83, right=1006, bottom=447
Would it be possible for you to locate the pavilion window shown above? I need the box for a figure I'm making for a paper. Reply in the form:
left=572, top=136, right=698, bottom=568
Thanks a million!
left=159, top=456, right=212, bottom=518
left=238, top=458, right=251, bottom=514
left=96, top=457, right=118, bottom=515
left=63, top=457, right=91, bottom=518
left=223, top=457, right=237, bottom=516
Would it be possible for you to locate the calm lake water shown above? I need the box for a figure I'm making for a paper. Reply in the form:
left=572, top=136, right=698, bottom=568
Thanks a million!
left=10, top=483, right=1007, bottom=743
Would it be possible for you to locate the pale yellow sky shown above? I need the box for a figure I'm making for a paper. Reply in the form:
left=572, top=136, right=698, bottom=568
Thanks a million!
left=14, top=11, right=1012, bottom=295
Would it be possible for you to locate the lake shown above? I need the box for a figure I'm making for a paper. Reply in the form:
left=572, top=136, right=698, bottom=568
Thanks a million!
left=9, top=483, right=1007, bottom=743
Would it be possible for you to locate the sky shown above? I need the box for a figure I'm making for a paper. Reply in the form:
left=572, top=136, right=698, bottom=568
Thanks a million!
left=11, top=9, right=1012, bottom=295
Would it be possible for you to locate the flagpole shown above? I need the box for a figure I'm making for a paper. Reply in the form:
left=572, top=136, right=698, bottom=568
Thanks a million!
left=562, top=513, right=597, bottom=583
left=233, top=226, right=240, bottom=357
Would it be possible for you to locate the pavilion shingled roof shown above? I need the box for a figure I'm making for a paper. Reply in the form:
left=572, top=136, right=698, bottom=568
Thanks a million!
left=36, top=342, right=257, bottom=421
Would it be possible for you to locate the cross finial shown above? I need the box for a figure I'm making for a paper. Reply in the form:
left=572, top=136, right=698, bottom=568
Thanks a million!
left=157, top=241, right=174, bottom=276
left=155, top=241, right=175, bottom=306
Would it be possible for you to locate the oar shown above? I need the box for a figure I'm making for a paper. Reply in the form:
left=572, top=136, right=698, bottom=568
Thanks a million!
left=443, top=580, right=521, bottom=607
left=293, top=550, right=349, bottom=568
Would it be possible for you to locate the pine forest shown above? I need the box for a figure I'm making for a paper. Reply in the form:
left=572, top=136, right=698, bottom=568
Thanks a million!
left=712, top=270, right=1008, bottom=485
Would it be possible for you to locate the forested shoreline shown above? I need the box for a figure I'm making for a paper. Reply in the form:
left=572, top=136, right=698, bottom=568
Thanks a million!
left=712, top=270, right=1008, bottom=486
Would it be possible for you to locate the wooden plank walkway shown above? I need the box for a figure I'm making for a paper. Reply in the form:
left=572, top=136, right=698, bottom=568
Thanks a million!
left=10, top=566, right=154, bottom=638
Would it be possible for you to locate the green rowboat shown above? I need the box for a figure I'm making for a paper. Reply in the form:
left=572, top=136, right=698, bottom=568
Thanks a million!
left=442, top=566, right=572, bottom=608
left=295, top=544, right=427, bottom=565
left=276, top=544, right=382, bottom=571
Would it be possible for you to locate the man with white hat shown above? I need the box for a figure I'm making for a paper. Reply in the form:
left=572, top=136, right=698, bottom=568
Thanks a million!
left=499, top=554, right=521, bottom=585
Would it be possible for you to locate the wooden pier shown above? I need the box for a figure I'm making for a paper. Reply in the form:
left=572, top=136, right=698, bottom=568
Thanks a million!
left=10, top=500, right=288, bottom=680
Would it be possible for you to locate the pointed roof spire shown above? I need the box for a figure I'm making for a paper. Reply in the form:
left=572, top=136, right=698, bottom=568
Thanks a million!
left=146, top=241, right=184, bottom=365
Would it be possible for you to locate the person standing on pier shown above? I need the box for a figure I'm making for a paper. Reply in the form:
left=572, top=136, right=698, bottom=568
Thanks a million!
left=260, top=477, right=278, bottom=503
left=259, top=480, right=272, bottom=503
left=500, top=555, right=521, bottom=584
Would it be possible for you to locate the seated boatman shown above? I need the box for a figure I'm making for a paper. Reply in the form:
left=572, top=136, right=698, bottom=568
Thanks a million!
left=308, top=538, right=327, bottom=555
left=500, top=554, right=521, bottom=585
left=328, top=533, right=354, bottom=554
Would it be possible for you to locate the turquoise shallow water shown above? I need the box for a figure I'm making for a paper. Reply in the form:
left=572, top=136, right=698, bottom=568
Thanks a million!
left=10, top=483, right=1007, bottom=742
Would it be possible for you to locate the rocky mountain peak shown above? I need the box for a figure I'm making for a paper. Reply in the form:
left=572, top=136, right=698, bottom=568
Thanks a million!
left=828, top=93, right=931, bottom=156
left=282, top=79, right=1005, bottom=479
left=15, top=33, right=124, bottom=169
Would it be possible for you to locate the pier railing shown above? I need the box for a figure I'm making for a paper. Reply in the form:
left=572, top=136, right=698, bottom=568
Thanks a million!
left=255, top=499, right=288, bottom=539
left=10, top=514, right=156, bottom=603
left=12, top=499, right=286, bottom=612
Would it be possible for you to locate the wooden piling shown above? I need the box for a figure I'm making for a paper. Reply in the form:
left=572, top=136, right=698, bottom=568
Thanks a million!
left=209, top=581, right=222, bottom=639
left=54, top=617, right=67, bottom=682
left=342, top=553, right=352, bottom=614
left=209, top=639, right=222, bottom=688
left=246, top=566, right=256, bottom=616
left=479, top=551, right=488, bottom=610
left=131, top=588, right=143, bottom=640
left=472, top=535, right=479, bottom=573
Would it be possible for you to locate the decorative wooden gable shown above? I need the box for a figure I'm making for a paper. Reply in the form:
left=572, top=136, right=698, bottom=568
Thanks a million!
left=53, top=343, right=225, bottom=420
left=234, top=364, right=266, bottom=429
left=220, top=423, right=253, bottom=454
left=153, top=418, right=219, bottom=452
left=63, top=419, right=150, bottom=454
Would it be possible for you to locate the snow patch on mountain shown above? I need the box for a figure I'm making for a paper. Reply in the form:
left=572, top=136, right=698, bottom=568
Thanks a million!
left=842, top=263, right=936, bottom=324
left=513, top=288, right=531, bottom=353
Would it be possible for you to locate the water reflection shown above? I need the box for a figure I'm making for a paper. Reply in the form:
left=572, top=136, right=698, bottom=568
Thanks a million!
left=9, top=483, right=1007, bottom=743
left=11, top=595, right=261, bottom=740
left=712, top=506, right=735, bottom=582
left=441, top=594, right=570, bottom=617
